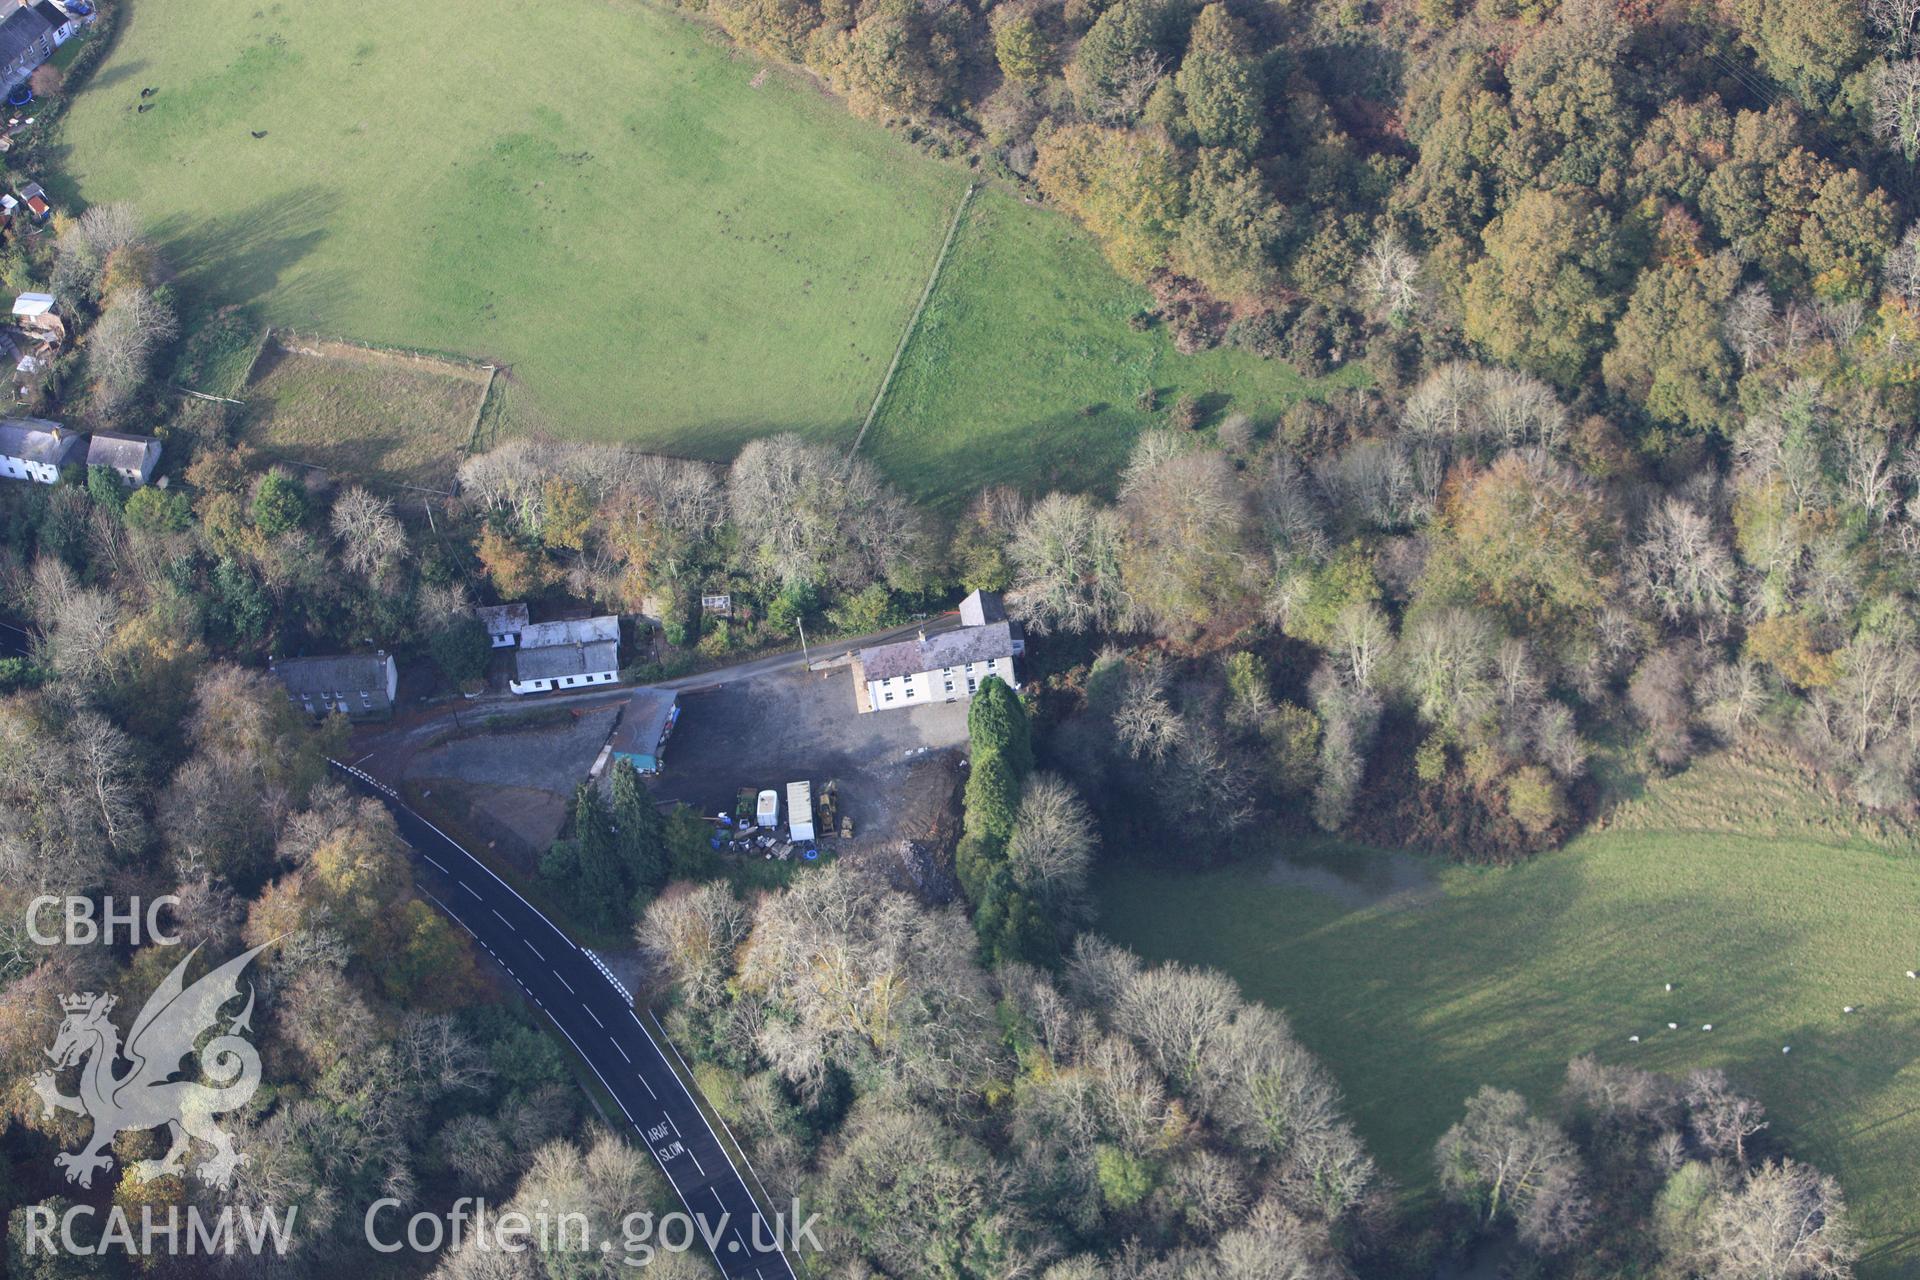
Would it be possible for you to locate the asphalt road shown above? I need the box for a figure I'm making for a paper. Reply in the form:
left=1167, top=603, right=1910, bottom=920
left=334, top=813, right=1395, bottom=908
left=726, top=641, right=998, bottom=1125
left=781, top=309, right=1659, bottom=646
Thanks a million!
left=329, top=760, right=798, bottom=1280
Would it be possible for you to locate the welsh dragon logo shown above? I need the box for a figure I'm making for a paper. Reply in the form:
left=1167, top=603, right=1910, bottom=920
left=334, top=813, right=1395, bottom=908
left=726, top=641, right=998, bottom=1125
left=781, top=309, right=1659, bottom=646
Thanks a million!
left=31, top=942, right=271, bottom=1190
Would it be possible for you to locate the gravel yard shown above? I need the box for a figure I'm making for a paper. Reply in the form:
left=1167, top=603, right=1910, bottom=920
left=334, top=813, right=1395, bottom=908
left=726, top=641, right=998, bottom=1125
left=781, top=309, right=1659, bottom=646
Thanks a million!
left=648, top=663, right=971, bottom=843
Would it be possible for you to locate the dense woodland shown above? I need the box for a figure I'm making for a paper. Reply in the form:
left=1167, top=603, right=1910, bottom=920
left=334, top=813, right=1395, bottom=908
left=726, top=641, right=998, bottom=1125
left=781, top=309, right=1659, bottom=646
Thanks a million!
left=0, top=0, right=1905, bottom=1270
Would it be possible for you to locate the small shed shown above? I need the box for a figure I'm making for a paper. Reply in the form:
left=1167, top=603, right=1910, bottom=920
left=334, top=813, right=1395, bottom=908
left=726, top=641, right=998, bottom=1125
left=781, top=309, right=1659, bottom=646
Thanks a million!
left=11, top=291, right=60, bottom=340
left=609, top=687, right=679, bottom=775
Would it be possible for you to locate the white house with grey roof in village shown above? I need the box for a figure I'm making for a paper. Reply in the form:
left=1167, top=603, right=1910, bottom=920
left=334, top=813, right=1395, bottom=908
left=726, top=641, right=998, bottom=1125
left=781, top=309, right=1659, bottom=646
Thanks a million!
left=510, top=615, right=620, bottom=694
left=270, top=652, right=398, bottom=721
left=0, top=416, right=79, bottom=483
left=851, top=590, right=1023, bottom=713
left=0, top=2, right=72, bottom=94
left=85, top=431, right=161, bottom=487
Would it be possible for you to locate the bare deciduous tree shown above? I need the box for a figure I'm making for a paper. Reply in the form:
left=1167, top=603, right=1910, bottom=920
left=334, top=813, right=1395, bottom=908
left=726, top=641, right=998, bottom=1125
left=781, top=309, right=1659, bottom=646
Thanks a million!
left=1723, top=283, right=1779, bottom=370
left=1436, top=1086, right=1592, bottom=1252
left=1697, top=1160, right=1856, bottom=1280
left=636, top=881, right=749, bottom=1011
left=1007, top=773, right=1098, bottom=910
left=1215, top=1197, right=1348, bottom=1280
left=1399, top=606, right=1500, bottom=737
left=1113, top=961, right=1242, bottom=1092
left=87, top=286, right=179, bottom=414
left=1685, top=1068, right=1770, bottom=1166
left=1008, top=491, right=1132, bottom=635
left=1871, top=0, right=1920, bottom=53
left=1876, top=59, right=1920, bottom=162
left=330, top=487, right=407, bottom=579
left=1331, top=601, right=1394, bottom=692
left=1309, top=663, right=1380, bottom=832
left=1356, top=232, right=1423, bottom=321
left=1115, top=679, right=1183, bottom=763
left=729, top=434, right=920, bottom=591
left=1253, top=451, right=1329, bottom=560
left=1064, top=933, right=1141, bottom=1013
left=1632, top=497, right=1738, bottom=639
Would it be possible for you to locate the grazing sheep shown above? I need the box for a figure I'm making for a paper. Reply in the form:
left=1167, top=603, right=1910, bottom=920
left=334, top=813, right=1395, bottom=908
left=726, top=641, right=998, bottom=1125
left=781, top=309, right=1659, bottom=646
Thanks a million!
left=1629, top=1035, right=1640, bottom=1042
left=1783, top=1046, right=1791, bottom=1054
left=1665, top=983, right=1673, bottom=992
left=1843, top=1006, right=1855, bottom=1013
left=1702, top=1024, right=1713, bottom=1031
left=1906, top=971, right=1916, bottom=980
left=1668, top=1022, right=1678, bottom=1030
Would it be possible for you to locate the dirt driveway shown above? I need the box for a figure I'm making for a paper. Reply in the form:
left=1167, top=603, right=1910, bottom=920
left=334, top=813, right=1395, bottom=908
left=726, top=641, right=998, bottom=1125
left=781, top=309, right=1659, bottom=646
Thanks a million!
left=649, top=663, right=971, bottom=843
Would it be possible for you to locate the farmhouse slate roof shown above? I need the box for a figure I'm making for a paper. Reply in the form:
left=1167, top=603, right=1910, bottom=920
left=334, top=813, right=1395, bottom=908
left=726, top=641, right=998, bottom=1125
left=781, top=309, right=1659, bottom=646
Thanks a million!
left=513, top=639, right=619, bottom=682
left=30, top=1, right=67, bottom=30
left=475, top=602, right=530, bottom=635
left=0, top=417, right=79, bottom=466
left=0, top=7, right=52, bottom=68
left=270, top=653, right=391, bottom=697
left=517, top=615, right=619, bottom=649
left=859, top=621, right=1016, bottom=683
left=85, top=430, right=158, bottom=472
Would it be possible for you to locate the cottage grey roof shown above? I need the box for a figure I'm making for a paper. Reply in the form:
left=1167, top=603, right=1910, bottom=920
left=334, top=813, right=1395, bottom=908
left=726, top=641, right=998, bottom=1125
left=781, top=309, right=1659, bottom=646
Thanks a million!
left=517, top=615, right=618, bottom=649
left=271, top=653, right=392, bottom=698
left=514, top=638, right=619, bottom=682
left=860, top=621, right=1016, bottom=683
left=0, top=417, right=79, bottom=466
left=11, top=292, right=52, bottom=317
left=475, top=602, right=530, bottom=634
left=85, top=431, right=157, bottom=472
left=611, top=687, right=677, bottom=756
left=30, top=2, right=66, bottom=31
left=0, top=6, right=53, bottom=67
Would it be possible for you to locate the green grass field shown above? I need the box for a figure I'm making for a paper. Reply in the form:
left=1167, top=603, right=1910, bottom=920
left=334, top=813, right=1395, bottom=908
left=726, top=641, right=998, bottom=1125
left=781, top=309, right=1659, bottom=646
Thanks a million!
left=55, top=0, right=1347, bottom=499
left=1095, top=749, right=1920, bottom=1277
left=55, top=0, right=962, bottom=460
left=867, top=190, right=1369, bottom=506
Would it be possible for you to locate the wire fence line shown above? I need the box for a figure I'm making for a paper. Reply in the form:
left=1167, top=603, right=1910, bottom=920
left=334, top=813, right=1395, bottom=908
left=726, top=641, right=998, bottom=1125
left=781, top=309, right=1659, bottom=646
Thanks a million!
left=266, top=326, right=498, bottom=383
left=844, top=180, right=978, bottom=467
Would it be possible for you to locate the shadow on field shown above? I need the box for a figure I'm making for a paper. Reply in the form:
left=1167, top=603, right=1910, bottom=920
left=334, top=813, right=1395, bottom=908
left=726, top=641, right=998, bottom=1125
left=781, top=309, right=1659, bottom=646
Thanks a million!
left=150, top=185, right=348, bottom=314
left=85, top=58, right=147, bottom=95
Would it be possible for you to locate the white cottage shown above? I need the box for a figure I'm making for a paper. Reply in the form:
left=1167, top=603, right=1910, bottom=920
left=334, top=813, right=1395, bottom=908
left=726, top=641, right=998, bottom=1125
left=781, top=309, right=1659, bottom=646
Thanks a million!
left=510, top=615, right=620, bottom=694
left=0, top=417, right=80, bottom=483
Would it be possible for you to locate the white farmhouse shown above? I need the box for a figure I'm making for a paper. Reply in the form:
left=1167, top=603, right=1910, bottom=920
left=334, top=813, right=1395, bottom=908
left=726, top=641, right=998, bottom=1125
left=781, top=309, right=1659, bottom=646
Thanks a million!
left=0, top=417, right=80, bottom=483
left=510, top=615, right=620, bottom=694
left=852, top=590, right=1022, bottom=713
